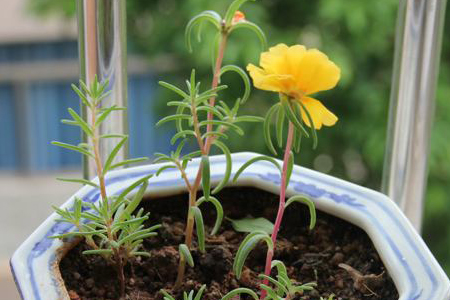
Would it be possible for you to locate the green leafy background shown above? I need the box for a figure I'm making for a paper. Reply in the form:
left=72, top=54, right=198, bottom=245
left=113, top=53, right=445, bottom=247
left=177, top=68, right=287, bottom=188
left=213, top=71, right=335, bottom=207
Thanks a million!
left=30, top=0, right=450, bottom=274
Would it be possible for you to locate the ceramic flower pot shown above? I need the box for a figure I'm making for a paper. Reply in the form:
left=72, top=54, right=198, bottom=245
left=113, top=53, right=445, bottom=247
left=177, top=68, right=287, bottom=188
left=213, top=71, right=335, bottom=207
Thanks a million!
left=11, top=152, right=450, bottom=300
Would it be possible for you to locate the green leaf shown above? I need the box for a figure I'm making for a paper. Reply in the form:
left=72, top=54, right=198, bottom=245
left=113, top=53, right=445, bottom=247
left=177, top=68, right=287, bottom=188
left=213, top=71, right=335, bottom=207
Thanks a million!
left=167, top=101, right=191, bottom=109
left=73, top=198, right=82, bottom=220
left=118, top=230, right=158, bottom=246
left=179, top=244, right=194, bottom=267
left=130, top=251, right=151, bottom=257
left=196, top=105, right=224, bottom=119
left=153, top=153, right=172, bottom=163
left=156, top=114, right=191, bottom=127
left=116, top=174, right=153, bottom=203
left=193, top=285, right=206, bottom=300
left=211, top=140, right=231, bottom=194
left=190, top=206, right=206, bottom=252
left=234, top=116, right=264, bottom=123
left=219, top=65, right=251, bottom=104
left=51, top=141, right=94, bottom=158
left=160, top=289, right=176, bottom=300
left=271, top=259, right=288, bottom=276
left=224, top=0, right=255, bottom=26
left=281, top=98, right=309, bottom=138
left=276, top=104, right=285, bottom=148
left=196, top=196, right=224, bottom=235
left=259, top=284, right=280, bottom=298
left=159, top=81, right=189, bottom=99
left=174, top=139, right=186, bottom=158
left=61, top=119, right=78, bottom=126
left=293, top=128, right=302, bottom=153
left=113, top=215, right=148, bottom=228
left=221, top=288, right=258, bottom=300
left=196, top=85, right=228, bottom=104
left=285, top=151, right=294, bottom=188
left=285, top=195, right=316, bottom=230
left=156, top=164, right=177, bottom=176
left=120, top=180, right=148, bottom=220
left=233, top=155, right=281, bottom=182
left=175, top=105, right=187, bottom=133
left=258, top=274, right=288, bottom=296
left=108, top=157, right=148, bottom=170
left=185, top=11, right=221, bottom=52
left=103, top=136, right=128, bottom=172
left=230, top=20, right=267, bottom=49
left=56, top=177, right=99, bottom=188
left=100, top=134, right=127, bottom=139
left=181, top=150, right=202, bottom=161
left=296, top=101, right=318, bottom=149
left=201, top=131, right=228, bottom=141
left=82, top=249, right=113, bottom=255
left=228, top=217, right=274, bottom=234
left=233, top=231, right=273, bottom=279
left=71, top=83, right=91, bottom=108
left=67, top=108, right=93, bottom=136
left=201, top=155, right=210, bottom=200
left=264, top=103, right=280, bottom=155
left=95, top=105, right=125, bottom=127
left=199, top=120, right=244, bottom=135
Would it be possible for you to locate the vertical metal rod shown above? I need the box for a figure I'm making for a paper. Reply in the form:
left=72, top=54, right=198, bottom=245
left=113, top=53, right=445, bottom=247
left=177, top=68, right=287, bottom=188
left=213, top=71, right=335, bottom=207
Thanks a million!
left=382, top=0, right=447, bottom=231
left=77, top=0, right=128, bottom=179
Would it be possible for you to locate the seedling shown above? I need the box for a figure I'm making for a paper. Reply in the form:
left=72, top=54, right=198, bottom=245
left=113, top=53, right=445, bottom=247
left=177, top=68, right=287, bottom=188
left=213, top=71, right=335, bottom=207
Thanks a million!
left=50, top=77, right=161, bottom=296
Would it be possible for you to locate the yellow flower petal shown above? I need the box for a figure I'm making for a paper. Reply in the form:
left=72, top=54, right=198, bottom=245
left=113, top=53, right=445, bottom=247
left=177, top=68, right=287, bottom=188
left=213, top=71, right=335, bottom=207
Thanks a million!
left=294, top=49, right=341, bottom=95
left=247, top=44, right=340, bottom=128
left=247, top=64, right=293, bottom=93
left=298, top=97, right=338, bottom=129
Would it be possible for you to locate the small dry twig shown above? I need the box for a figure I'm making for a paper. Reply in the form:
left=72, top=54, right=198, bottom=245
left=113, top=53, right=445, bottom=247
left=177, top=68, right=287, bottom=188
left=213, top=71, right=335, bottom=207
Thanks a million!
left=338, top=263, right=384, bottom=297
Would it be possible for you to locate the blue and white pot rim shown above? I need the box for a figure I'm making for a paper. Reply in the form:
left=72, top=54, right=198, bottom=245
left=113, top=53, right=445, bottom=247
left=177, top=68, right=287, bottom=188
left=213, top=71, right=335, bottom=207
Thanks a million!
left=10, top=152, right=450, bottom=300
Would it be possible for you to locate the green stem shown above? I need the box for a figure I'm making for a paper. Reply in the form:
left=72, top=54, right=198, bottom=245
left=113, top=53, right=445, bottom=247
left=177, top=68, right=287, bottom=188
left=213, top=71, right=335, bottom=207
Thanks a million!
left=91, top=100, right=125, bottom=297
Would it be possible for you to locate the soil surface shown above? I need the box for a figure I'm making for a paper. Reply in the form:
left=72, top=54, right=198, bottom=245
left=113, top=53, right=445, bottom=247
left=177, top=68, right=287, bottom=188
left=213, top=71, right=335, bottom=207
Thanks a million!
left=60, top=187, right=399, bottom=300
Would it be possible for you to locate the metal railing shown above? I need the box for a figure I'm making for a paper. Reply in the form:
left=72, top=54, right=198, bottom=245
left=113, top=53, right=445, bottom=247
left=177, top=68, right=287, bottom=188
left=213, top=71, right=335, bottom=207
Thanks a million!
left=77, top=0, right=128, bottom=180
left=382, top=0, right=447, bottom=231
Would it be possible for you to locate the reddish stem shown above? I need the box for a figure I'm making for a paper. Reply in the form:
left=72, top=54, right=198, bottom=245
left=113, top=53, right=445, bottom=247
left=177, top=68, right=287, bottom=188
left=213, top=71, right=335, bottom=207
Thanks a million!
left=260, top=121, right=295, bottom=299
left=174, top=31, right=229, bottom=289
left=204, top=33, right=228, bottom=153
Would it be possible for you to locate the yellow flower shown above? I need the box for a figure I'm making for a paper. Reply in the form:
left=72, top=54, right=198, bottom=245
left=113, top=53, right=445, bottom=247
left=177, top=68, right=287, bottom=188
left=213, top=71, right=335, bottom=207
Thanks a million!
left=247, top=44, right=340, bottom=129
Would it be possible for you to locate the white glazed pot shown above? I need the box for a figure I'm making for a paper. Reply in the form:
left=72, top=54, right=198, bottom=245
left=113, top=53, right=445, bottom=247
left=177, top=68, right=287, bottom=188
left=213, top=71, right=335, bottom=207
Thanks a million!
left=11, top=152, right=450, bottom=300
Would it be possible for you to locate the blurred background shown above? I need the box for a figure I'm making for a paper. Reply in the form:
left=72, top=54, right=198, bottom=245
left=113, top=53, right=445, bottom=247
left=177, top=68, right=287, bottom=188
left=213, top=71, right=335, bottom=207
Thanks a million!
left=1, top=0, right=450, bottom=298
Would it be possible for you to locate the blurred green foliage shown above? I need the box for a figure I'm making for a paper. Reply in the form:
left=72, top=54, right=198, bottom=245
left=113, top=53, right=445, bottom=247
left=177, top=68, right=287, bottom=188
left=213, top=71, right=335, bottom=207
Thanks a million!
left=30, top=0, right=450, bottom=274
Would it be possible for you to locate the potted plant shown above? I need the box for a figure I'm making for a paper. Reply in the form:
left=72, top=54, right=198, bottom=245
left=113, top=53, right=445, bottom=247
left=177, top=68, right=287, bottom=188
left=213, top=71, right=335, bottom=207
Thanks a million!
left=10, top=0, right=450, bottom=299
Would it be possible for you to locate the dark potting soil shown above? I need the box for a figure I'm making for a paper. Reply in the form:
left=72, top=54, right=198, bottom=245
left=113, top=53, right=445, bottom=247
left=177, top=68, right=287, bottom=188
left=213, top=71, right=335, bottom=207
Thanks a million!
left=60, top=187, right=399, bottom=300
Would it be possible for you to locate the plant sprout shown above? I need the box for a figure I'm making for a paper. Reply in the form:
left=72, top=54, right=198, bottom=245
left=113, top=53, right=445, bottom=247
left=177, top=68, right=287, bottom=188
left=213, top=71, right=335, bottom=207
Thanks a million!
left=154, top=0, right=266, bottom=288
left=233, top=44, right=341, bottom=298
left=50, top=77, right=161, bottom=297
left=259, top=260, right=316, bottom=299
left=161, top=285, right=258, bottom=300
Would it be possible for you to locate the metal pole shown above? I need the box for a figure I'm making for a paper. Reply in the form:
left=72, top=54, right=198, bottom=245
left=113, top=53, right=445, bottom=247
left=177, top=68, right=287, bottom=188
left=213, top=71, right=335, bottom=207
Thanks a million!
left=382, top=0, right=447, bottom=231
left=77, top=0, right=128, bottom=179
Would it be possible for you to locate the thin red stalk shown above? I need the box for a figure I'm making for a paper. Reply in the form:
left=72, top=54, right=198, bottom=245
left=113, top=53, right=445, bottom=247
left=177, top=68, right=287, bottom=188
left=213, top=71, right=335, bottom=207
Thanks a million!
left=204, top=33, right=228, bottom=153
left=260, top=121, right=295, bottom=300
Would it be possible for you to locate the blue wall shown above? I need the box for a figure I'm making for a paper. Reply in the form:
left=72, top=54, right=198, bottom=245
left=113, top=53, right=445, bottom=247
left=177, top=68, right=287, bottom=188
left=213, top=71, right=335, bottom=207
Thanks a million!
left=0, top=85, right=17, bottom=169
left=0, top=41, right=163, bottom=171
